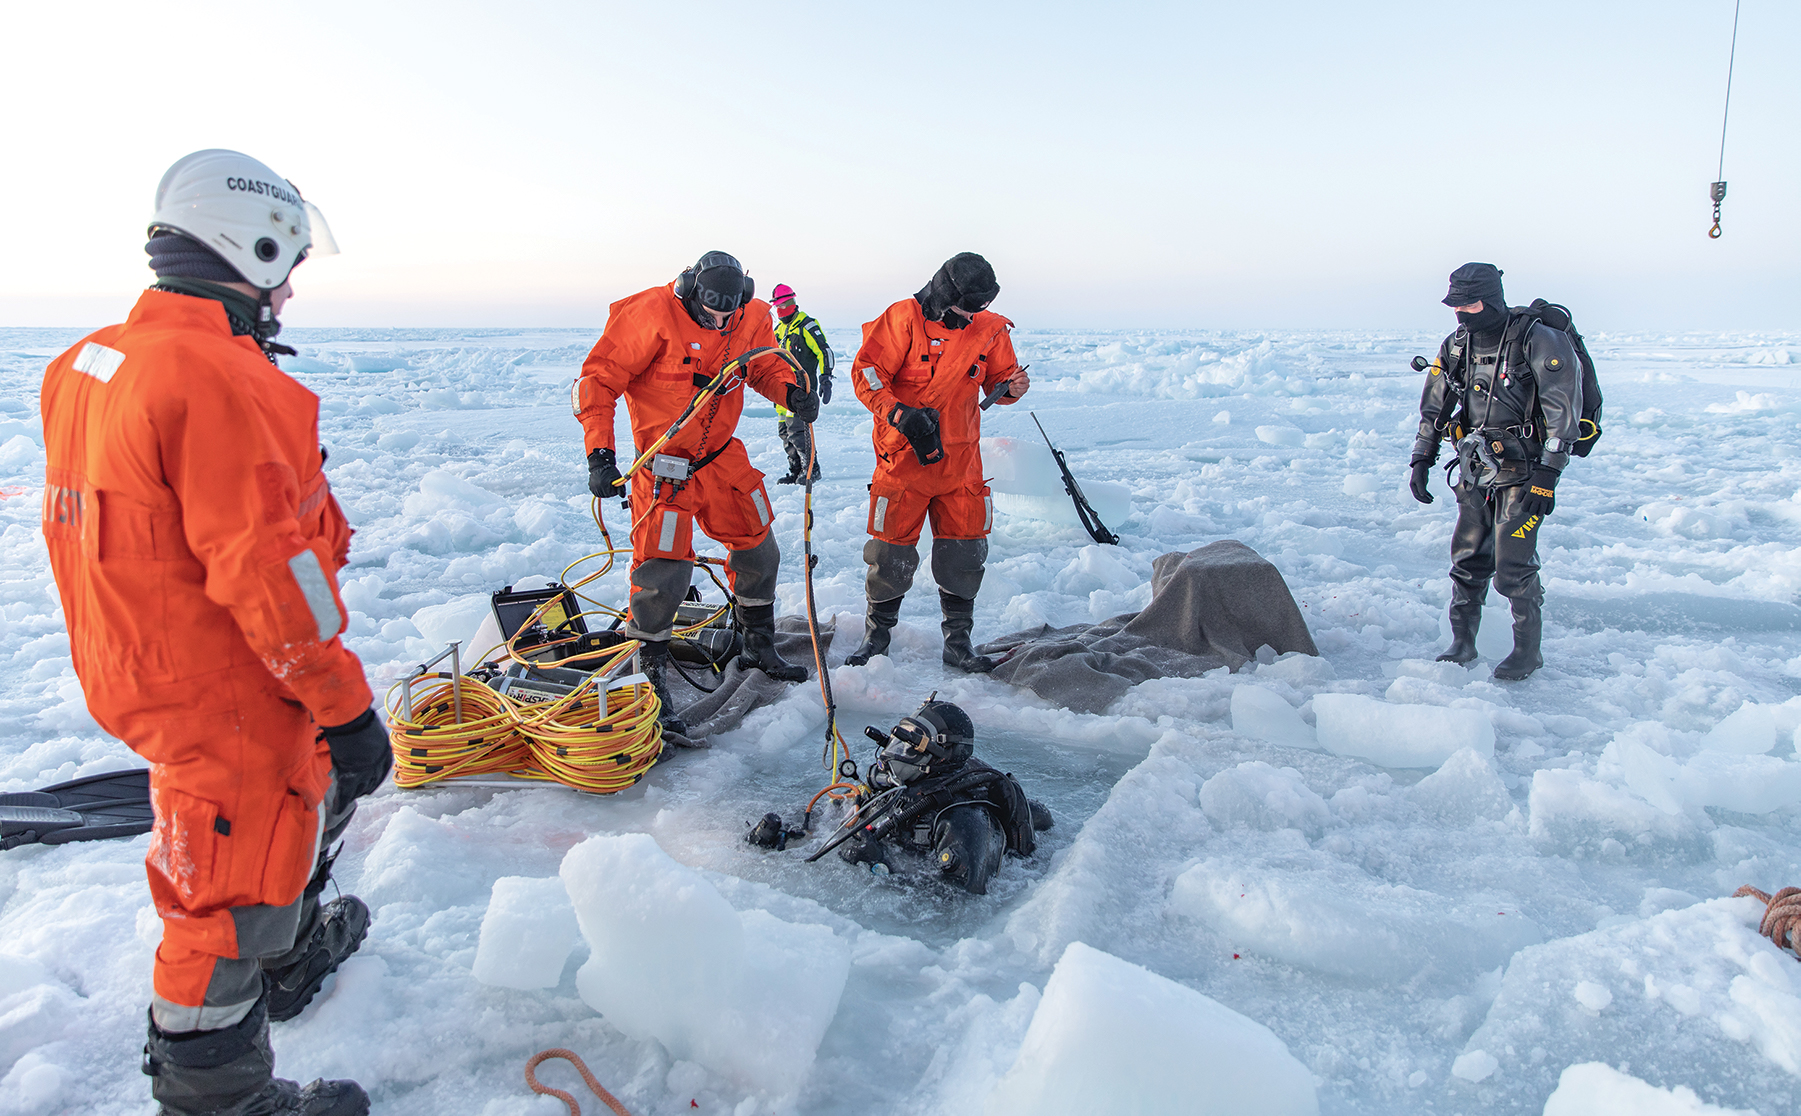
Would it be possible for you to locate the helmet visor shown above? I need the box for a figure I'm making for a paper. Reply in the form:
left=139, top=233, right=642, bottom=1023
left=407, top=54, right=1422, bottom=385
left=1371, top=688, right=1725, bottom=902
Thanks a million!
left=303, top=201, right=339, bottom=257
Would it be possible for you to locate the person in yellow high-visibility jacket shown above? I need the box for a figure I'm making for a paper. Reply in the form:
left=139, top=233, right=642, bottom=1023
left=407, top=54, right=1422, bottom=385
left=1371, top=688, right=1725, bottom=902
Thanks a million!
left=770, top=283, right=834, bottom=483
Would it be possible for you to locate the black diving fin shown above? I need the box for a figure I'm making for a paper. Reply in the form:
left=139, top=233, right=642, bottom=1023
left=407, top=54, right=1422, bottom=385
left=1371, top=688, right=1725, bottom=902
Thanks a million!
left=0, top=767, right=154, bottom=851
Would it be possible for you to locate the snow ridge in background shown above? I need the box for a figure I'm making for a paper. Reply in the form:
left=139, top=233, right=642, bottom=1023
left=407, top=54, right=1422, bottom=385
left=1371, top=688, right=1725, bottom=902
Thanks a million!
left=2, top=325, right=1801, bottom=1114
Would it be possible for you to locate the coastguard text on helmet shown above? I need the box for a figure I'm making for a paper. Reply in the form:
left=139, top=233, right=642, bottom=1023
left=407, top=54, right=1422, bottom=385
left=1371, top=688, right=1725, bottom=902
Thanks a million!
left=225, top=177, right=302, bottom=207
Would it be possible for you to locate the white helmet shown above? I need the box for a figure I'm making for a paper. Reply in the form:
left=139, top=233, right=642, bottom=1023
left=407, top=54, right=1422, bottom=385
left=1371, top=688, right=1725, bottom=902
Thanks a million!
left=148, top=149, right=338, bottom=290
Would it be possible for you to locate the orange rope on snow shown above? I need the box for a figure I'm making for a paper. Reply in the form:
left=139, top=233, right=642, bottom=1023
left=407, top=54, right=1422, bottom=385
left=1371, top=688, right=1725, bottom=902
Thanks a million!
left=1736, top=885, right=1801, bottom=954
left=525, top=1048, right=634, bottom=1116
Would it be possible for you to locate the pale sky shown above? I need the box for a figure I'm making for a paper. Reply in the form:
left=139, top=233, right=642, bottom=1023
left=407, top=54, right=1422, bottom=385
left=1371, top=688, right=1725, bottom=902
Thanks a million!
left=2, top=1, right=1794, bottom=332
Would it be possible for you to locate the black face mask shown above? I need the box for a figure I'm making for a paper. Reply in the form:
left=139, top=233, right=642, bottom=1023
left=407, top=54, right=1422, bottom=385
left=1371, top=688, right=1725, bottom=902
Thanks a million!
left=1456, top=301, right=1508, bottom=336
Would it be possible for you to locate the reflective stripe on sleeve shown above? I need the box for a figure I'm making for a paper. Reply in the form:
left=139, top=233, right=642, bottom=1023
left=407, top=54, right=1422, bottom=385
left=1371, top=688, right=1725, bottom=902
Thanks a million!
left=658, top=510, right=680, bottom=553
left=287, top=549, right=341, bottom=641
left=984, top=495, right=994, bottom=532
left=860, top=367, right=882, bottom=391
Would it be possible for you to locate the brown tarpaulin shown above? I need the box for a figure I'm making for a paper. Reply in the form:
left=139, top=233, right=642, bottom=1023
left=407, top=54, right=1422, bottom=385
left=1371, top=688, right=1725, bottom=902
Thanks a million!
left=977, top=541, right=1319, bottom=714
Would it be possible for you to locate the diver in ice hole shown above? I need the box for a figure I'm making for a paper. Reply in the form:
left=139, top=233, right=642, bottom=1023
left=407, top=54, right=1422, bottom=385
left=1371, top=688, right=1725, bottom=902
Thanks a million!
left=834, top=699, right=1052, bottom=895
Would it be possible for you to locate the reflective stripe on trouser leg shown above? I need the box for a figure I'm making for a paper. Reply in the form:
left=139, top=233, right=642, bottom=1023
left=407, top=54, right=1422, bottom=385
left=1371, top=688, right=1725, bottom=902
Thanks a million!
left=627, top=557, right=693, bottom=641
left=151, top=783, right=340, bottom=1032
left=872, top=496, right=888, bottom=534
left=727, top=532, right=780, bottom=607
left=260, top=776, right=353, bottom=975
left=657, top=510, right=681, bottom=553
left=152, top=952, right=267, bottom=1033
left=863, top=538, right=920, bottom=602
left=750, top=489, right=770, bottom=527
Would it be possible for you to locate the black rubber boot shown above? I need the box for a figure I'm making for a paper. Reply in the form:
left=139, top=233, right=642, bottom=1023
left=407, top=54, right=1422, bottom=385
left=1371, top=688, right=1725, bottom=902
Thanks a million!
left=776, top=470, right=801, bottom=485
left=145, top=998, right=369, bottom=1116
left=845, top=597, right=902, bottom=666
left=940, top=591, right=996, bottom=674
left=264, top=896, right=370, bottom=1023
left=635, top=640, right=688, bottom=736
left=1492, top=597, right=1544, bottom=681
left=735, top=603, right=808, bottom=682
left=1437, top=594, right=1483, bottom=665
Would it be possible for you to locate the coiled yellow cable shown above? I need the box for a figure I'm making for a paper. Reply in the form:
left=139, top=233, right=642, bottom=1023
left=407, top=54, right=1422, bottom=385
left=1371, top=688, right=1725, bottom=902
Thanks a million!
left=386, top=671, right=664, bottom=795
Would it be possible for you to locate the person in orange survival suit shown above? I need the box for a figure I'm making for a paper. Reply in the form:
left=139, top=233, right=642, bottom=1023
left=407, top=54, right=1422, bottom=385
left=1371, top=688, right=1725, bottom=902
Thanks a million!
left=577, top=251, right=820, bottom=736
left=40, top=150, right=387, bottom=1116
left=846, top=252, right=1029, bottom=672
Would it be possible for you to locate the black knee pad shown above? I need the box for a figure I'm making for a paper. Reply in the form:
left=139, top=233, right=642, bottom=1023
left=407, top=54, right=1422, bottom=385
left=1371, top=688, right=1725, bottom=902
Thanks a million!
left=931, top=538, right=988, bottom=600
left=864, top=539, right=920, bottom=601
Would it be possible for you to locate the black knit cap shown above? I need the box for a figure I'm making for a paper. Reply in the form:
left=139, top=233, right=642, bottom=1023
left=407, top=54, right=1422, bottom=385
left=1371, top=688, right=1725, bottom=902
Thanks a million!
left=146, top=231, right=246, bottom=283
left=916, top=252, right=999, bottom=321
left=1443, top=262, right=1504, bottom=308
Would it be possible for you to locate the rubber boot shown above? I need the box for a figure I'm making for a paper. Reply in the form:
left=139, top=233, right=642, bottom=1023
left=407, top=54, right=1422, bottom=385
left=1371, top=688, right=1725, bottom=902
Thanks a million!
left=264, top=896, right=369, bottom=1023
left=1491, top=597, right=1544, bottom=681
left=1436, top=598, right=1482, bottom=665
left=940, top=591, right=996, bottom=674
left=145, top=997, right=369, bottom=1116
left=635, top=640, right=688, bottom=737
left=845, top=597, right=902, bottom=667
left=735, top=603, right=808, bottom=682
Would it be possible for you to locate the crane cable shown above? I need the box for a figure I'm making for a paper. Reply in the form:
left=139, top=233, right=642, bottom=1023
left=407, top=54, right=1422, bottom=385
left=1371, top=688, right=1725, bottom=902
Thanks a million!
left=1710, top=0, right=1742, bottom=239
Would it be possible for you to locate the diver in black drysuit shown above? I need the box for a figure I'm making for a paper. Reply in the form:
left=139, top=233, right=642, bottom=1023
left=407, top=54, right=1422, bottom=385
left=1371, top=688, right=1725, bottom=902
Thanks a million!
left=1409, top=263, right=1583, bottom=681
left=835, top=700, right=1048, bottom=894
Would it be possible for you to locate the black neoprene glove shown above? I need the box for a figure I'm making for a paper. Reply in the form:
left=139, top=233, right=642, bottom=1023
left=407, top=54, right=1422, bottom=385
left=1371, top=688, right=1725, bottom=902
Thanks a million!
left=888, top=403, right=944, bottom=465
left=785, top=382, right=820, bottom=424
left=1409, top=456, right=1435, bottom=505
left=321, top=707, right=393, bottom=802
left=587, top=447, right=624, bottom=498
left=1519, top=464, right=1559, bottom=517
left=818, top=373, right=833, bottom=406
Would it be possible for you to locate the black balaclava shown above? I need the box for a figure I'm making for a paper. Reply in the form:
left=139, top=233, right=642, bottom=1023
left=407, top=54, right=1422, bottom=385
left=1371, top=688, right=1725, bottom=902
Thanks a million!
left=145, top=231, right=292, bottom=360
left=915, top=252, right=999, bottom=330
left=1443, top=262, right=1508, bottom=337
left=682, top=251, right=751, bottom=331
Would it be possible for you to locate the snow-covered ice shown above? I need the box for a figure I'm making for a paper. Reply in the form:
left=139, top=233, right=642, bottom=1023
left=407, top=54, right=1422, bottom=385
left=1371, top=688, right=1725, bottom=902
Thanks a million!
left=3, top=323, right=1801, bottom=1113
left=986, top=940, right=1318, bottom=1115
left=1542, top=1062, right=1759, bottom=1116
left=1230, top=684, right=1319, bottom=749
left=1313, top=691, right=1496, bottom=768
left=561, top=834, right=850, bottom=1099
left=471, top=876, right=580, bottom=991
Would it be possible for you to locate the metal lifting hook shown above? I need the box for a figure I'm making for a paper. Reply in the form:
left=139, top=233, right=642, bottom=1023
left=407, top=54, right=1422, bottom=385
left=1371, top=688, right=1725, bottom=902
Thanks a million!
left=1709, top=0, right=1741, bottom=240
